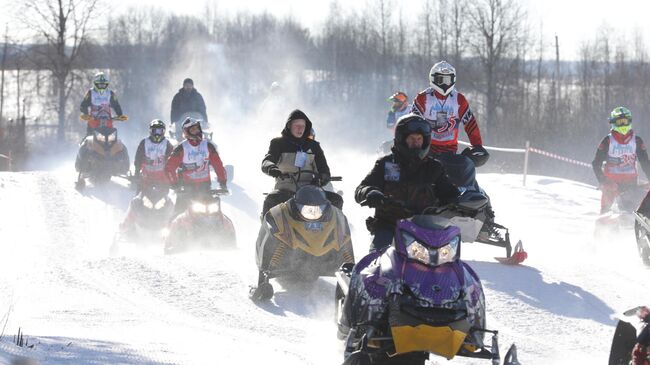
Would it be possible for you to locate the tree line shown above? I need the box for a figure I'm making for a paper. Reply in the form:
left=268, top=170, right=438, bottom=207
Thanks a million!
left=1, top=0, right=648, bottom=182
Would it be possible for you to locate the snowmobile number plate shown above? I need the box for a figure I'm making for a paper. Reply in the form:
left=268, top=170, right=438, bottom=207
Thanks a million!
left=304, top=222, right=323, bottom=231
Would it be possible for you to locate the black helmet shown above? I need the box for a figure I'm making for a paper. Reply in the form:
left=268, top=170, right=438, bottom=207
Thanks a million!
left=393, top=114, right=432, bottom=161
left=461, top=145, right=489, bottom=167
left=182, top=117, right=202, bottom=142
left=149, top=119, right=166, bottom=143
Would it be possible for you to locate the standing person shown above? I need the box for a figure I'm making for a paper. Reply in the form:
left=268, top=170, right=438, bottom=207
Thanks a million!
left=355, top=114, right=460, bottom=252
left=79, top=72, right=128, bottom=135
left=170, top=78, right=208, bottom=126
left=260, top=109, right=342, bottom=217
left=386, top=91, right=409, bottom=130
left=165, top=117, right=227, bottom=216
left=592, top=107, right=650, bottom=213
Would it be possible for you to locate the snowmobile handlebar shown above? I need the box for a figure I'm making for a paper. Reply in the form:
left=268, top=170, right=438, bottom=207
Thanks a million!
left=279, top=170, right=341, bottom=189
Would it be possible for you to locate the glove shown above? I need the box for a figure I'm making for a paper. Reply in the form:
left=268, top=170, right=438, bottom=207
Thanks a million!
left=116, top=115, right=128, bottom=121
left=80, top=114, right=91, bottom=121
left=267, top=165, right=282, bottom=178
left=319, top=173, right=331, bottom=186
left=362, top=190, right=386, bottom=208
left=219, top=181, right=228, bottom=190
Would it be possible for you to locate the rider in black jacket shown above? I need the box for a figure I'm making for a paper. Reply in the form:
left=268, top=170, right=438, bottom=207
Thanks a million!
left=356, top=114, right=460, bottom=251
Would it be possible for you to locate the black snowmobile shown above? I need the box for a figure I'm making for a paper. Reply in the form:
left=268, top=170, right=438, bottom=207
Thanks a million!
left=633, top=190, right=650, bottom=266
left=609, top=305, right=650, bottom=365
left=75, top=126, right=129, bottom=190
left=436, top=151, right=526, bottom=264
left=249, top=171, right=354, bottom=302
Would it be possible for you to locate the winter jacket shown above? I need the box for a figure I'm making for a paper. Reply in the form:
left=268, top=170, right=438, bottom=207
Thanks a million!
left=165, top=139, right=226, bottom=188
left=411, top=88, right=482, bottom=153
left=355, top=151, right=460, bottom=231
left=79, top=89, right=123, bottom=129
left=170, top=88, right=207, bottom=123
left=134, top=137, right=174, bottom=184
left=261, top=109, right=331, bottom=192
left=592, top=130, right=650, bottom=184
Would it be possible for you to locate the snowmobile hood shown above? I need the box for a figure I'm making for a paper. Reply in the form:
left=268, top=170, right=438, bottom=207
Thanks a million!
left=267, top=200, right=350, bottom=257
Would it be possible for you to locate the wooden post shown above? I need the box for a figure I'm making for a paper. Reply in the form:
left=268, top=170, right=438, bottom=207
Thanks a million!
left=523, top=140, right=530, bottom=186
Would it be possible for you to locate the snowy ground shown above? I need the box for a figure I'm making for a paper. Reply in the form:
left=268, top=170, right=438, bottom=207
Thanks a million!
left=0, top=135, right=648, bottom=364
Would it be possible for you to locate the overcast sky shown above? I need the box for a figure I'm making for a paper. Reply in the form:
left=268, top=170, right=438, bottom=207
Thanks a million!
left=2, top=0, right=649, bottom=60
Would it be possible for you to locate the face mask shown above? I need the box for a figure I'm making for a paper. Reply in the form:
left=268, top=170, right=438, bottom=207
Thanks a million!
left=613, top=125, right=632, bottom=135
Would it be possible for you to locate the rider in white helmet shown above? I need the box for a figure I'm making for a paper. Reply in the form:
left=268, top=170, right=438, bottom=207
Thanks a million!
left=79, top=72, right=127, bottom=135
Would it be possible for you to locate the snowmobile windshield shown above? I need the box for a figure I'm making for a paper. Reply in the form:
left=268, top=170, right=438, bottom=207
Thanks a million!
left=401, top=231, right=460, bottom=266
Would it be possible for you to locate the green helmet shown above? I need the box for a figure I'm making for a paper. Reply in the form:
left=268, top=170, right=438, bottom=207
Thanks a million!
left=93, top=72, right=109, bottom=91
left=609, top=106, right=632, bottom=134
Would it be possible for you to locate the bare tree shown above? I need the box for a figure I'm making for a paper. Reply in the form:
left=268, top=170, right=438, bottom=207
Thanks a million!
left=0, top=25, right=8, bottom=123
left=467, top=0, right=527, bottom=134
left=21, top=0, right=99, bottom=142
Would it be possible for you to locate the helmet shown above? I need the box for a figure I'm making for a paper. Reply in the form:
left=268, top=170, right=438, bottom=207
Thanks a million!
left=429, top=61, right=456, bottom=96
left=394, top=114, right=432, bottom=161
left=182, top=117, right=203, bottom=142
left=461, top=145, right=490, bottom=167
left=388, top=91, right=408, bottom=112
left=308, top=127, right=316, bottom=140
left=149, top=119, right=166, bottom=143
left=93, top=72, right=109, bottom=91
left=609, top=106, right=632, bottom=135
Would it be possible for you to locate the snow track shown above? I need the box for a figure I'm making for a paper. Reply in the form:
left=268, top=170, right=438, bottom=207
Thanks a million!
left=0, top=154, right=649, bottom=364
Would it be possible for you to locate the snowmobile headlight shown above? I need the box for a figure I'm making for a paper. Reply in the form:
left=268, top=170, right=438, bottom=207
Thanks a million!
left=436, top=236, right=460, bottom=265
left=207, top=203, right=220, bottom=214
left=299, top=204, right=324, bottom=220
left=406, top=240, right=431, bottom=265
left=142, top=196, right=154, bottom=209
left=108, top=132, right=117, bottom=142
left=95, top=133, right=106, bottom=143
left=154, top=198, right=166, bottom=210
left=191, top=202, right=207, bottom=213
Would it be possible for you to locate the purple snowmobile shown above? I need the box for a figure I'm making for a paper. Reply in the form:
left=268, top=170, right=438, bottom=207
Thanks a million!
left=335, top=192, right=519, bottom=365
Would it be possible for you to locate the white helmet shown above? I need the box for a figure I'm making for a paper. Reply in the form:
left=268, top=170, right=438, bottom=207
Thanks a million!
left=93, top=72, right=109, bottom=91
left=429, top=61, right=456, bottom=96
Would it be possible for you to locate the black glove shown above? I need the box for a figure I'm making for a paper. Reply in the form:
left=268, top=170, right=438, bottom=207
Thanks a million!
left=362, top=190, right=386, bottom=208
left=267, top=165, right=282, bottom=178
left=319, top=172, right=331, bottom=186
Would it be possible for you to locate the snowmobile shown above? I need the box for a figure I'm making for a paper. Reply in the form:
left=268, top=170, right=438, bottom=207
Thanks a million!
left=249, top=171, right=354, bottom=302
left=75, top=125, right=129, bottom=191
left=609, top=305, right=650, bottom=365
left=438, top=152, right=526, bottom=264
left=335, top=192, right=520, bottom=365
left=114, top=183, right=174, bottom=243
left=164, top=188, right=236, bottom=254
left=634, top=190, right=650, bottom=266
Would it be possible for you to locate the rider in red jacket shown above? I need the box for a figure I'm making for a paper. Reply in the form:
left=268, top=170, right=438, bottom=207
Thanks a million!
left=165, top=118, right=227, bottom=214
left=411, top=61, right=483, bottom=154
left=592, top=107, right=650, bottom=213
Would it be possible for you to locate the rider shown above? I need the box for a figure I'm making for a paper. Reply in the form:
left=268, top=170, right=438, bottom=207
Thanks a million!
left=411, top=60, right=483, bottom=155
left=170, top=78, right=208, bottom=125
left=355, top=114, right=460, bottom=252
left=165, top=117, right=227, bottom=215
left=632, top=306, right=650, bottom=365
left=261, top=109, right=342, bottom=217
left=386, top=91, right=409, bottom=130
left=412, top=60, right=493, bottom=230
left=133, top=119, right=174, bottom=189
left=79, top=72, right=127, bottom=135
left=592, top=107, right=650, bottom=214
left=118, top=120, right=174, bottom=235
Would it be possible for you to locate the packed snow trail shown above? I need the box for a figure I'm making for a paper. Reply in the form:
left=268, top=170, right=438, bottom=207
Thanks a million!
left=0, top=140, right=649, bottom=364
